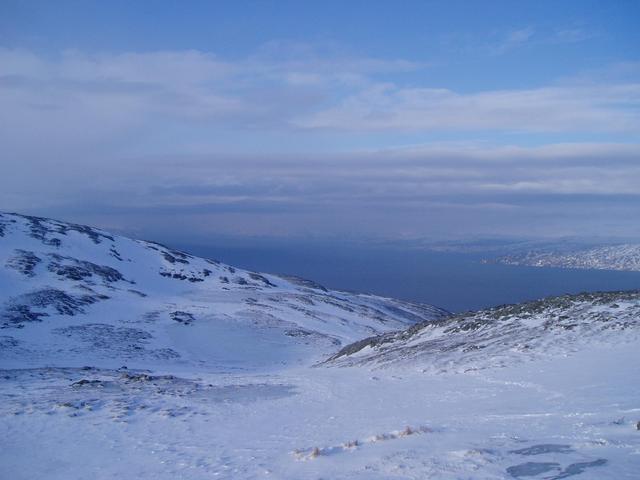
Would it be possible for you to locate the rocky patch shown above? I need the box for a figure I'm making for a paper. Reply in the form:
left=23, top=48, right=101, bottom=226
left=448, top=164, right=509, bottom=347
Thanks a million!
left=53, top=323, right=180, bottom=360
left=2, top=289, right=109, bottom=328
left=325, top=290, right=640, bottom=369
left=22, top=214, right=114, bottom=246
left=169, top=311, right=196, bottom=325
left=5, top=250, right=41, bottom=277
left=47, top=253, right=127, bottom=284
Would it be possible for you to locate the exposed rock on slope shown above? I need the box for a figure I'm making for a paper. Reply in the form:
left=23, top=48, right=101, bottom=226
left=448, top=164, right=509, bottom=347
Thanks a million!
left=325, top=290, right=640, bottom=371
left=0, top=212, right=448, bottom=369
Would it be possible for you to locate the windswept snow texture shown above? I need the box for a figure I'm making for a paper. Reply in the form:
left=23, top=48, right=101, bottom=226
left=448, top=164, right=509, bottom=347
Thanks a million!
left=1, top=212, right=639, bottom=479
left=326, top=290, right=640, bottom=371
left=492, top=244, right=640, bottom=272
left=0, top=212, right=447, bottom=370
left=2, top=345, right=639, bottom=479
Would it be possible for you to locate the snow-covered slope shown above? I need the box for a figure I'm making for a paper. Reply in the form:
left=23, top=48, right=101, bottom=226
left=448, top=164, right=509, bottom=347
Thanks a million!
left=491, top=244, right=640, bottom=272
left=326, top=290, right=640, bottom=371
left=3, top=212, right=640, bottom=480
left=2, top=289, right=639, bottom=480
left=0, top=212, right=447, bottom=370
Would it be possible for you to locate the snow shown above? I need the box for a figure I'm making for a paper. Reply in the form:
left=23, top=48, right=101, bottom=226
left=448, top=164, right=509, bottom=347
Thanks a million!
left=0, top=212, right=447, bottom=371
left=326, top=291, right=640, bottom=373
left=1, top=212, right=639, bottom=479
left=493, top=244, right=640, bottom=272
left=2, top=344, right=639, bottom=479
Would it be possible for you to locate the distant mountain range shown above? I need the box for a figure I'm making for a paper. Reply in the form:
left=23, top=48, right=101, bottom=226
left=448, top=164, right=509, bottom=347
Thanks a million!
left=489, top=244, right=640, bottom=272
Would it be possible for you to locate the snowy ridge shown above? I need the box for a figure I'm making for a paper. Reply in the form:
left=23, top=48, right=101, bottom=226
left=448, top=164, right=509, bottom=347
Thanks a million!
left=490, top=244, right=640, bottom=272
left=3, top=212, right=640, bottom=480
left=325, top=290, right=640, bottom=371
left=0, top=212, right=448, bottom=370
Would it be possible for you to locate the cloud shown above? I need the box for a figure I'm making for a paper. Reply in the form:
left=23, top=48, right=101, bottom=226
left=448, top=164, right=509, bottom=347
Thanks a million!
left=1, top=45, right=639, bottom=239
left=443, top=24, right=595, bottom=59
left=295, top=83, right=640, bottom=132
left=4, top=142, right=639, bottom=239
left=489, top=27, right=536, bottom=55
left=490, top=26, right=594, bottom=54
left=2, top=45, right=638, bottom=161
left=553, top=27, right=594, bottom=44
left=0, top=45, right=432, bottom=165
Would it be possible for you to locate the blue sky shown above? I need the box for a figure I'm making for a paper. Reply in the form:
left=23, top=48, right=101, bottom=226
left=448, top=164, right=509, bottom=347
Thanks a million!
left=1, top=1, right=639, bottom=240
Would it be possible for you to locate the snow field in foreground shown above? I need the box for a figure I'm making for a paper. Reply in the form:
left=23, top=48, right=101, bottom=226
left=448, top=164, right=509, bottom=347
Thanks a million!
left=2, top=343, right=639, bottom=479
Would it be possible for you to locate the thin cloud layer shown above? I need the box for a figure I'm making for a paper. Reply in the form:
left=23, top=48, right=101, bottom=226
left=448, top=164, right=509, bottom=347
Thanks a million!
left=1, top=45, right=639, bottom=239
left=2, top=47, right=638, bottom=147
left=296, top=83, right=640, bottom=132
left=4, top=142, right=639, bottom=239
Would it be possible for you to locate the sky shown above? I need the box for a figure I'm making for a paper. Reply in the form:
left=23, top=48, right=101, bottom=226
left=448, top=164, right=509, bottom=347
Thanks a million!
left=1, top=0, right=639, bottom=243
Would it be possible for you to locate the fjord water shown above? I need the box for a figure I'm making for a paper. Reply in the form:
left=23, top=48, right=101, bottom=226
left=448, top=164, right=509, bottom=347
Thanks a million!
left=174, top=240, right=640, bottom=313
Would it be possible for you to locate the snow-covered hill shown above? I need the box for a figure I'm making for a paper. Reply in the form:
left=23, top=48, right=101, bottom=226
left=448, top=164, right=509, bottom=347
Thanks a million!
left=0, top=212, right=447, bottom=370
left=490, top=244, right=640, bottom=272
left=326, top=290, right=640, bottom=371
left=2, top=212, right=639, bottom=480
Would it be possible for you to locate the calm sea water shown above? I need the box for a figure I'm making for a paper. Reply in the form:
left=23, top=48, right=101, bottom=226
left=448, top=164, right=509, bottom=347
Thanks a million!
left=174, top=240, right=640, bottom=313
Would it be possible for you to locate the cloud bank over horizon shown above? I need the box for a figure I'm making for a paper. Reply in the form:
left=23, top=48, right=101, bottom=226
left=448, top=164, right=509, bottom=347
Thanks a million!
left=1, top=1, right=639, bottom=241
